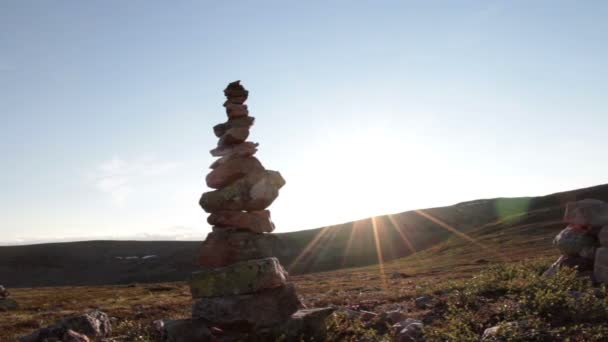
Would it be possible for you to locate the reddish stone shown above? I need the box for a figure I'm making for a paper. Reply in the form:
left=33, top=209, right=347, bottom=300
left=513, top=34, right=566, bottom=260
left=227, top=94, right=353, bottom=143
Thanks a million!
left=208, top=210, right=275, bottom=233
left=198, top=230, right=282, bottom=268
left=210, top=142, right=258, bottom=158
left=213, top=116, right=254, bottom=138
left=205, top=157, right=264, bottom=189
left=218, top=127, right=250, bottom=146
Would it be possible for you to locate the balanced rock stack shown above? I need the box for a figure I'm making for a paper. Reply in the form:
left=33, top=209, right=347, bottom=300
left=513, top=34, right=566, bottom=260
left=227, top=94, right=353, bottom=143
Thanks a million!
left=545, top=199, right=608, bottom=281
left=161, top=81, right=333, bottom=341
left=0, top=285, right=18, bottom=311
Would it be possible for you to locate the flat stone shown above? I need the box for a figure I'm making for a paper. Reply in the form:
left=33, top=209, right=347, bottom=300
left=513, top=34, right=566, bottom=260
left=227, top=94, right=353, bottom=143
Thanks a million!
left=210, top=142, right=258, bottom=158
left=192, top=284, right=302, bottom=329
left=225, top=103, right=249, bottom=119
left=159, top=319, right=214, bottom=342
left=189, top=258, right=287, bottom=298
left=200, top=170, right=285, bottom=213
left=218, top=127, right=250, bottom=146
left=553, top=226, right=597, bottom=256
left=208, top=210, right=275, bottom=233
left=205, top=157, right=264, bottom=189
left=595, top=247, right=608, bottom=283
left=213, top=116, right=255, bottom=138
left=198, top=230, right=285, bottom=268
left=564, top=199, right=608, bottom=227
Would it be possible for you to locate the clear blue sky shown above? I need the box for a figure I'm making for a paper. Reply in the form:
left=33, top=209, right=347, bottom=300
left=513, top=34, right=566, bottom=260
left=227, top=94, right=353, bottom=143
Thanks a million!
left=1, top=1, right=607, bottom=245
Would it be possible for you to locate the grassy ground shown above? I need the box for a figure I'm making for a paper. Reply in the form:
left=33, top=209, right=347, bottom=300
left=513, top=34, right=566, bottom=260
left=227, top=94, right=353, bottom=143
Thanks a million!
left=0, top=223, right=567, bottom=342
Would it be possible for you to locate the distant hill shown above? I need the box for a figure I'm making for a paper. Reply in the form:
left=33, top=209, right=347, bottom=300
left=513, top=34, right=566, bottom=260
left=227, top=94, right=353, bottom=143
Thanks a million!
left=2, top=183, right=608, bottom=287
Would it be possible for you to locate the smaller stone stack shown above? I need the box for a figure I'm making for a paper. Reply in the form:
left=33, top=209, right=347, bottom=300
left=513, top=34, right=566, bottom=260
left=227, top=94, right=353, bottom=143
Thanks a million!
left=158, top=81, right=333, bottom=341
left=0, top=285, right=18, bottom=311
left=545, top=199, right=608, bottom=280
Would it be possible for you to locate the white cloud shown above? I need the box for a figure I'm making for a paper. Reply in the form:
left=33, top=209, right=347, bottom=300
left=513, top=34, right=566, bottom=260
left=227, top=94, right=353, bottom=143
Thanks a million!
left=91, top=157, right=180, bottom=206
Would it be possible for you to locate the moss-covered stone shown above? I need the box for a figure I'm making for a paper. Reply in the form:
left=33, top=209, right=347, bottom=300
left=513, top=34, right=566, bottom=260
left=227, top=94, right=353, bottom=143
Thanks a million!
left=189, top=257, right=287, bottom=298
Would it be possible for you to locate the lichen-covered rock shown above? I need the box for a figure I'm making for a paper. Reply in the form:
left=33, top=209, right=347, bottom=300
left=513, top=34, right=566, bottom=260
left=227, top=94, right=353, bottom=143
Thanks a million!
left=205, top=156, right=264, bottom=189
left=208, top=210, right=275, bottom=233
left=200, top=170, right=285, bottom=212
left=564, top=199, right=608, bottom=227
left=192, top=284, right=302, bottom=328
left=553, top=226, right=597, bottom=256
left=198, top=230, right=284, bottom=268
left=189, top=258, right=287, bottom=298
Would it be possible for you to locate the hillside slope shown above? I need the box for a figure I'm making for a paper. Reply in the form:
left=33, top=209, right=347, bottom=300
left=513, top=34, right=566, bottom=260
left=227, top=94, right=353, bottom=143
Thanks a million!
left=2, top=183, right=607, bottom=287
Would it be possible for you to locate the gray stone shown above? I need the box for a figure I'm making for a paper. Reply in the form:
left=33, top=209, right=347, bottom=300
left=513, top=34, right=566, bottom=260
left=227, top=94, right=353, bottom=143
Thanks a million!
left=553, top=226, right=597, bottom=256
left=564, top=199, right=608, bottom=226
left=188, top=258, right=288, bottom=298
left=394, top=318, right=424, bottom=342
left=160, top=319, right=215, bottom=342
left=482, top=321, right=528, bottom=341
left=205, top=156, right=264, bottom=189
left=414, top=295, right=432, bottom=309
left=192, top=284, right=302, bottom=328
left=208, top=210, right=275, bottom=233
left=59, top=310, right=111, bottom=339
left=0, top=297, right=18, bottom=310
left=200, top=170, right=285, bottom=213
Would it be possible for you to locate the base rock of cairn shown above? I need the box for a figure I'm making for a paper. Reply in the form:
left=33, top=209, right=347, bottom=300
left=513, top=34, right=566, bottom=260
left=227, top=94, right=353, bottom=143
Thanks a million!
left=160, top=81, right=333, bottom=341
left=544, top=199, right=608, bottom=280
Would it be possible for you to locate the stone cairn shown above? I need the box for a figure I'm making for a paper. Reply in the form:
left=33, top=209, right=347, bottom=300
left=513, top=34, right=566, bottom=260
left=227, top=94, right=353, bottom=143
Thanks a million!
left=545, top=199, right=608, bottom=281
left=0, top=284, right=18, bottom=311
left=161, top=81, right=333, bottom=341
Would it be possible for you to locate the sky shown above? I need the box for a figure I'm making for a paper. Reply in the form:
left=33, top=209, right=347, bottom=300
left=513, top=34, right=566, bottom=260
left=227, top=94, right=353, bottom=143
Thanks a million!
left=1, top=1, right=607, bottom=245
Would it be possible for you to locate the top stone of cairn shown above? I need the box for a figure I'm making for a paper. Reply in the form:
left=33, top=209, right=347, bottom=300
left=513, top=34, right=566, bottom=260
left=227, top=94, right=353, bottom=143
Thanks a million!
left=223, top=80, right=249, bottom=104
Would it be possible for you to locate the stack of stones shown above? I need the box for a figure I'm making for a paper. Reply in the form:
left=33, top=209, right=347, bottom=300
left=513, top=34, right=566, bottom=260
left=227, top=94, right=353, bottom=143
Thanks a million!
left=546, top=199, right=608, bottom=281
left=161, top=81, right=333, bottom=341
left=0, top=285, right=18, bottom=311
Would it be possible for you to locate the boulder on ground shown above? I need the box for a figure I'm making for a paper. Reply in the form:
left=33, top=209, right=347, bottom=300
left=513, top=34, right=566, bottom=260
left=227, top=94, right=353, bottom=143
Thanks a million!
left=414, top=295, right=432, bottom=309
left=59, top=310, right=111, bottom=339
left=192, top=284, right=302, bottom=329
left=189, top=257, right=288, bottom=298
left=482, top=320, right=528, bottom=341
left=564, top=199, right=608, bottom=227
left=553, top=226, right=597, bottom=256
left=277, top=308, right=335, bottom=341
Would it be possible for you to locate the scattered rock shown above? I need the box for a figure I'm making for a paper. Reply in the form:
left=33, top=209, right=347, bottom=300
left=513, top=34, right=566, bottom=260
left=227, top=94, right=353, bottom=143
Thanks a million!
left=414, top=296, right=432, bottom=309
left=20, top=311, right=110, bottom=341
left=278, top=308, right=335, bottom=341
left=390, top=272, right=410, bottom=279
left=189, top=257, right=287, bottom=298
left=394, top=318, right=424, bottom=342
left=482, top=320, right=528, bottom=341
